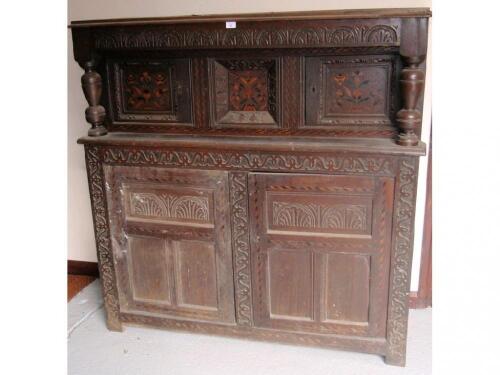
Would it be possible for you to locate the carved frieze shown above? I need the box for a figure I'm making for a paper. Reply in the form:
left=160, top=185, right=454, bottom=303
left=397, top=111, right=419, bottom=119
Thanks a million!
left=94, top=24, right=399, bottom=50
left=102, top=148, right=396, bottom=176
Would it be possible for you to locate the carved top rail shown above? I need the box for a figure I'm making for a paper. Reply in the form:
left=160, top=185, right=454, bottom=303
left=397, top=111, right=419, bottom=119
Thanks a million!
left=71, top=8, right=430, bottom=150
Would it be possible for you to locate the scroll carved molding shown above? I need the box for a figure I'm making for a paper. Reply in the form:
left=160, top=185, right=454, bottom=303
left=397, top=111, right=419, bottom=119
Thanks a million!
left=229, top=173, right=253, bottom=326
left=386, top=158, right=418, bottom=365
left=102, top=148, right=396, bottom=176
left=84, top=145, right=121, bottom=330
left=93, top=24, right=399, bottom=50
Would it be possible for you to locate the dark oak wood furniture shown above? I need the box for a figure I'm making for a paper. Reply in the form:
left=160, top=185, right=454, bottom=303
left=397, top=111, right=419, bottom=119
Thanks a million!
left=70, top=8, right=430, bottom=366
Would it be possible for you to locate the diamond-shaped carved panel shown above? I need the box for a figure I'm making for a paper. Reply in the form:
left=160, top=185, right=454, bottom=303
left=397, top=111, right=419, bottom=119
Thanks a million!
left=211, top=59, right=279, bottom=128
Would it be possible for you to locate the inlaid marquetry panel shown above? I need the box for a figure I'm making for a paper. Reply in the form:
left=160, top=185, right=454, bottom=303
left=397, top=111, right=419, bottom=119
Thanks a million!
left=305, top=55, right=397, bottom=127
left=210, top=58, right=280, bottom=128
left=106, top=59, right=193, bottom=126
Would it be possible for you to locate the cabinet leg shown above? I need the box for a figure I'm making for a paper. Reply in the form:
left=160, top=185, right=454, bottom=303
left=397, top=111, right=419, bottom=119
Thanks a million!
left=106, top=316, right=123, bottom=332
left=384, top=352, right=406, bottom=367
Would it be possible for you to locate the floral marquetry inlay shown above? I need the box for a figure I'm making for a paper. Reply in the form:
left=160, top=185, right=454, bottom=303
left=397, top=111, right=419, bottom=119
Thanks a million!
left=123, top=69, right=172, bottom=112
left=228, top=69, right=269, bottom=112
left=129, top=192, right=210, bottom=223
left=324, top=65, right=389, bottom=116
left=272, top=202, right=368, bottom=231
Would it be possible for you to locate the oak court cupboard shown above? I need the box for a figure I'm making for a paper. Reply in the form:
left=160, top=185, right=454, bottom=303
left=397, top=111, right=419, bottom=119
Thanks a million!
left=70, top=7, right=430, bottom=366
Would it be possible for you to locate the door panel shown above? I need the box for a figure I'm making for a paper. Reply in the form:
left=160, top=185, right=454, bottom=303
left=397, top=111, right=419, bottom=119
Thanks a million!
left=105, top=166, right=235, bottom=323
left=249, top=173, right=394, bottom=337
left=129, top=236, right=172, bottom=305
left=173, top=240, right=218, bottom=310
left=324, top=253, right=370, bottom=323
left=268, top=249, right=314, bottom=321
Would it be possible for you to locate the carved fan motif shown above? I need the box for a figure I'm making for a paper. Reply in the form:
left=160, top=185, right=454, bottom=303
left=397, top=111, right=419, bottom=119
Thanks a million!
left=272, top=201, right=367, bottom=231
left=130, top=192, right=209, bottom=222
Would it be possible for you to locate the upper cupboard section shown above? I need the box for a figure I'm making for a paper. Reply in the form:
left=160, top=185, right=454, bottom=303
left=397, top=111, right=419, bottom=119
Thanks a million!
left=101, top=54, right=400, bottom=136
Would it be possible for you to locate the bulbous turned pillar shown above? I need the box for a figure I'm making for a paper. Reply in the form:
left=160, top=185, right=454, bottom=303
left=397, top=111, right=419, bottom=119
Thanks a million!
left=81, top=61, right=107, bottom=136
left=396, top=17, right=428, bottom=147
left=396, top=56, right=425, bottom=146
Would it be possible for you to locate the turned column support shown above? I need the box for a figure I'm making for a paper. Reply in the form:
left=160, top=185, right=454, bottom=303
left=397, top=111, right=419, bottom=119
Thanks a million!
left=81, top=61, right=107, bottom=137
left=396, top=18, right=428, bottom=146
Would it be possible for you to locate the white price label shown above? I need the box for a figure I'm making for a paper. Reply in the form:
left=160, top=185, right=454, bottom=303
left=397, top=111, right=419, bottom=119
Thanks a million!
left=226, top=21, right=236, bottom=29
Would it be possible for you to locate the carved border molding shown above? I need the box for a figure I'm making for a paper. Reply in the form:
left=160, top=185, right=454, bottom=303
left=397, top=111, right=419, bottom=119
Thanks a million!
left=101, top=147, right=396, bottom=176
left=93, top=24, right=399, bottom=50
left=229, top=172, right=253, bottom=326
left=84, top=145, right=122, bottom=330
left=386, top=158, right=418, bottom=365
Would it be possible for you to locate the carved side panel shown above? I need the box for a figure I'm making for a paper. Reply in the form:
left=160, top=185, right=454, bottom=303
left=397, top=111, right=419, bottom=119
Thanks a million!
left=385, top=158, right=419, bottom=366
left=210, top=59, right=280, bottom=128
left=84, top=145, right=121, bottom=330
left=229, top=172, right=253, bottom=326
left=106, top=59, right=193, bottom=126
left=305, top=55, right=398, bottom=129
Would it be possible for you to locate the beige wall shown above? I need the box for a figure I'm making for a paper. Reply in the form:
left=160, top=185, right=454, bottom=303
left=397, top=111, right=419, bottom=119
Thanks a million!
left=68, top=0, right=432, bottom=290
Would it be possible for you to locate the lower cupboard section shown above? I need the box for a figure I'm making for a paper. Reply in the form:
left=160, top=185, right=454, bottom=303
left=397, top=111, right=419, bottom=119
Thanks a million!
left=103, top=165, right=397, bottom=357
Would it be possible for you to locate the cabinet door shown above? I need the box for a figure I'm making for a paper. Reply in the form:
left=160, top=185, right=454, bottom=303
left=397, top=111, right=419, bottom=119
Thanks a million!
left=249, top=173, right=394, bottom=337
left=104, top=166, right=235, bottom=324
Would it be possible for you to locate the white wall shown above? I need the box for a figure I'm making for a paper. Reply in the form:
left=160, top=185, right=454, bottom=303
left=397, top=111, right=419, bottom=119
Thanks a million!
left=68, top=0, right=432, bottom=290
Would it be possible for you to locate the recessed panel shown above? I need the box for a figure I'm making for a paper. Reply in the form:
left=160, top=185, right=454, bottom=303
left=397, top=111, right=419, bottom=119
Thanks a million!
left=325, top=253, right=370, bottom=323
left=268, top=249, right=313, bottom=320
left=174, top=240, right=218, bottom=310
left=129, top=236, right=172, bottom=304
left=210, top=59, right=279, bottom=127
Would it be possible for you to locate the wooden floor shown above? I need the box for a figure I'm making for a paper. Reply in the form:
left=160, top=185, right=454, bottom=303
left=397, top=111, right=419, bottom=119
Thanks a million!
left=68, top=275, right=97, bottom=301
